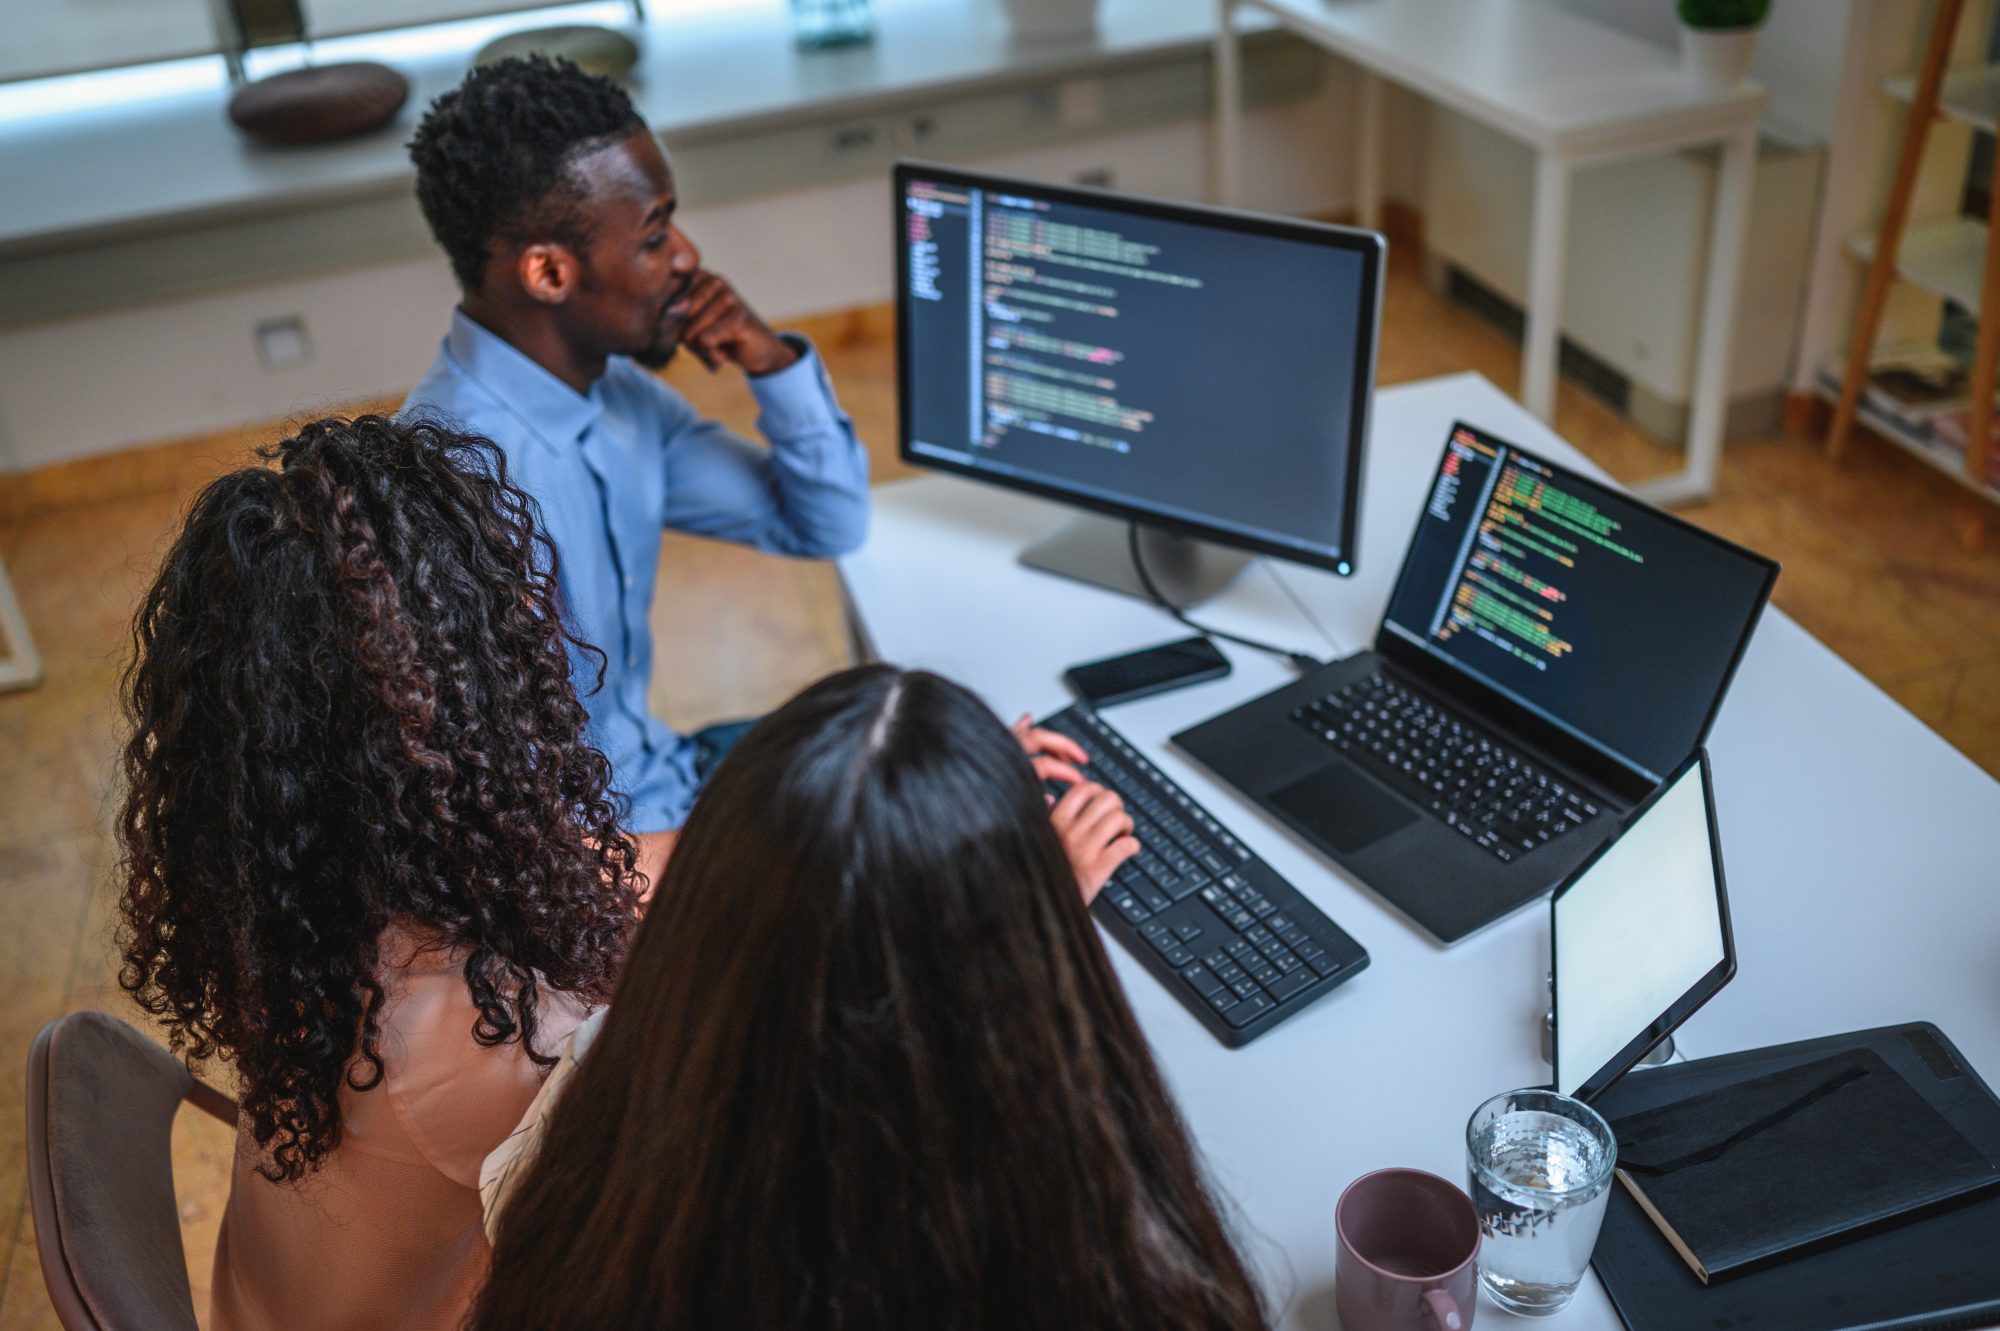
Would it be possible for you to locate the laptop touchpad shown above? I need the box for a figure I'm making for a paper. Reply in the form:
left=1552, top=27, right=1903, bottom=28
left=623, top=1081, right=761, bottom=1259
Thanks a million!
left=1270, top=764, right=1418, bottom=854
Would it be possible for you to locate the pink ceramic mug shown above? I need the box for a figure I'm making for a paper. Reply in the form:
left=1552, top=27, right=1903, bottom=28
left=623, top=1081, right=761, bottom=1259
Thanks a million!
left=1334, top=1168, right=1480, bottom=1331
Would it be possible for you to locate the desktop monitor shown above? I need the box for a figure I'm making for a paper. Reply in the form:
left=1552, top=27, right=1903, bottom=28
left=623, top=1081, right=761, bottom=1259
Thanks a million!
left=895, top=161, right=1384, bottom=606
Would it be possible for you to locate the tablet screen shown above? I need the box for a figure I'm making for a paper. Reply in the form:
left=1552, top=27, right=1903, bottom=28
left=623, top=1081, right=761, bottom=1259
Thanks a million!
left=1554, top=755, right=1730, bottom=1099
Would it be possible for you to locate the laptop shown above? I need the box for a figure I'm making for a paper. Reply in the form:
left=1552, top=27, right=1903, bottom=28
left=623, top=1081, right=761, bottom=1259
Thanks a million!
left=1173, top=422, right=1778, bottom=944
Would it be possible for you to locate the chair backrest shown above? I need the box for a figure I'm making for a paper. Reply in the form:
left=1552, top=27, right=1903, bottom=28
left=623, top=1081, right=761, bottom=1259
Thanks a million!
left=25, top=1011, right=237, bottom=1331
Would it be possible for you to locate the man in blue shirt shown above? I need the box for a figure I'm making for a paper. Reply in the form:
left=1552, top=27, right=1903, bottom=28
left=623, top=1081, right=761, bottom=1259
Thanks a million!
left=400, top=58, right=1137, bottom=893
left=402, top=57, right=873, bottom=884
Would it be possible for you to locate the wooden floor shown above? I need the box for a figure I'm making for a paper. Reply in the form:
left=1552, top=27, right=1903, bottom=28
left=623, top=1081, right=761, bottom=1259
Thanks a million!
left=1, top=240, right=1996, bottom=1329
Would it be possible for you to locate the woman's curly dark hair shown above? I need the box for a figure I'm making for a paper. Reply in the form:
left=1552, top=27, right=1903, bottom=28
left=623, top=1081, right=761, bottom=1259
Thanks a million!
left=117, top=414, right=641, bottom=1184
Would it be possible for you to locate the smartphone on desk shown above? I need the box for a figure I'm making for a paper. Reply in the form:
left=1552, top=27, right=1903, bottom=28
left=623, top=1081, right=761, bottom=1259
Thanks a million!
left=1064, top=636, right=1231, bottom=708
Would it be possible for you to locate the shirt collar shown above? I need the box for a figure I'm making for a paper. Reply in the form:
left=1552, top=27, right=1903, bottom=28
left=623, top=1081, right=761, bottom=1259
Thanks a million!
left=445, top=309, right=603, bottom=452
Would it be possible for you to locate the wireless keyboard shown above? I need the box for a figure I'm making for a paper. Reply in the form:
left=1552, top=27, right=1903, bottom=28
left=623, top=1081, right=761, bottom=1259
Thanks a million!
left=1039, top=704, right=1368, bottom=1047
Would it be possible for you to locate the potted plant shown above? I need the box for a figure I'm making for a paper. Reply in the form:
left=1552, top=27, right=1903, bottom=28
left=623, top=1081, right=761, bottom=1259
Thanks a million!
left=1678, top=0, right=1771, bottom=90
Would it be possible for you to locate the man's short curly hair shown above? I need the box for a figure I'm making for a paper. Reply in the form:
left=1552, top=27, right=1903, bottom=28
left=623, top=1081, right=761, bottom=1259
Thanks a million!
left=408, top=55, right=645, bottom=292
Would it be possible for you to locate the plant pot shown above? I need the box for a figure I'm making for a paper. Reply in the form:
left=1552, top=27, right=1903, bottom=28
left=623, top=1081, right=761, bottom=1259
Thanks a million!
left=1000, top=0, right=1101, bottom=42
left=1679, top=23, right=1760, bottom=91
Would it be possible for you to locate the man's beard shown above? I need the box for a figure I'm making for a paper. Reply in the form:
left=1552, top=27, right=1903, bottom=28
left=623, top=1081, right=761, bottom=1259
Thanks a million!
left=636, top=301, right=688, bottom=370
left=634, top=339, right=678, bottom=371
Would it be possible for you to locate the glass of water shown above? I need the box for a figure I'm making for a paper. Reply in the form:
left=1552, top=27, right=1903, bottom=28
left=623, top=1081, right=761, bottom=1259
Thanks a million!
left=1465, top=1088, right=1617, bottom=1316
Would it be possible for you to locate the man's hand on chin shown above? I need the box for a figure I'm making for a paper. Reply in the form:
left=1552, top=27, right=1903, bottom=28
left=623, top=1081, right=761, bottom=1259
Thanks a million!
left=670, top=270, right=799, bottom=377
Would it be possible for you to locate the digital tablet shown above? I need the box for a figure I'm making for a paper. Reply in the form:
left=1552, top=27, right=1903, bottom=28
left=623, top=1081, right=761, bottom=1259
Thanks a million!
left=1552, top=750, right=1736, bottom=1103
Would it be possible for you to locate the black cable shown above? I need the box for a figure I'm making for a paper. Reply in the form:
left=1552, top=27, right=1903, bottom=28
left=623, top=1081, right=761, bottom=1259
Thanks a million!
left=1125, top=525, right=1325, bottom=673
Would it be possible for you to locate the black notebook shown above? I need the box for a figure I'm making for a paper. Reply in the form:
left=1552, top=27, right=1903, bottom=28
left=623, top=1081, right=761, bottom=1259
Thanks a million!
left=1611, top=1046, right=2000, bottom=1282
left=1591, top=1024, right=2000, bottom=1331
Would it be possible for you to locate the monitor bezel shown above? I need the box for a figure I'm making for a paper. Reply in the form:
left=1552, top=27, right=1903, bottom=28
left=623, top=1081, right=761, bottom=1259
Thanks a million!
left=1551, top=748, right=1738, bottom=1105
left=893, top=159, right=1383, bottom=577
left=1373, top=421, right=1780, bottom=804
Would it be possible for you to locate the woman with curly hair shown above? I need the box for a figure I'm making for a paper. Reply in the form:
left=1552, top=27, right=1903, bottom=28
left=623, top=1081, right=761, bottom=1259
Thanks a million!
left=116, top=415, right=642, bottom=1331
left=471, top=666, right=1269, bottom=1331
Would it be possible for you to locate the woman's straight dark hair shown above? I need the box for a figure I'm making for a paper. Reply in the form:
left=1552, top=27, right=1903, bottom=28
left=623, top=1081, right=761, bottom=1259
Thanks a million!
left=472, top=665, right=1269, bottom=1331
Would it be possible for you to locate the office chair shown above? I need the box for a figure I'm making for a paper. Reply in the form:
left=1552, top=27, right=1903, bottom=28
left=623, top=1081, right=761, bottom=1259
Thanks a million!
left=25, top=1011, right=237, bottom=1331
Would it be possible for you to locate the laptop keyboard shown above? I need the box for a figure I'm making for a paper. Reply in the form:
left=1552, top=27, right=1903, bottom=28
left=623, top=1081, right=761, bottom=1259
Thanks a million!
left=1038, top=704, right=1367, bottom=1047
left=1289, top=672, right=1599, bottom=863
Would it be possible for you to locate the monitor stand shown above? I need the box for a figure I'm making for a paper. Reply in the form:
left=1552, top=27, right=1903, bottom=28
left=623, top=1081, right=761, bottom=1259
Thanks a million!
left=1018, top=513, right=1251, bottom=610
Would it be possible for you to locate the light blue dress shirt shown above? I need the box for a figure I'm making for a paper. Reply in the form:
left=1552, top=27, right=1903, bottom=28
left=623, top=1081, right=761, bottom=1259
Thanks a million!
left=402, top=310, right=870, bottom=832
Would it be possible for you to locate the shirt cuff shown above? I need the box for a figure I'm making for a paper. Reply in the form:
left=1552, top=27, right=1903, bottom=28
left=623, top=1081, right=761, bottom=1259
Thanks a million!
left=749, top=334, right=846, bottom=437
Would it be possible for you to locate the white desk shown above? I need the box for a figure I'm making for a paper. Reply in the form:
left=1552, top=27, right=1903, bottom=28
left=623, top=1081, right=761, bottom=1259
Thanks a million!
left=838, top=373, right=2000, bottom=1329
left=1212, top=0, right=1765, bottom=508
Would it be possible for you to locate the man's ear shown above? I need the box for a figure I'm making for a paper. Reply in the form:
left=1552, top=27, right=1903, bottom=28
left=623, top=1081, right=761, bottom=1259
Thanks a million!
left=516, top=242, right=581, bottom=306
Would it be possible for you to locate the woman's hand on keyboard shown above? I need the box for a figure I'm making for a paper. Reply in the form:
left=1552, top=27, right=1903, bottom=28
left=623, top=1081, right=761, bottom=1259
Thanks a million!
left=1049, top=781, right=1141, bottom=904
left=1011, top=713, right=1089, bottom=787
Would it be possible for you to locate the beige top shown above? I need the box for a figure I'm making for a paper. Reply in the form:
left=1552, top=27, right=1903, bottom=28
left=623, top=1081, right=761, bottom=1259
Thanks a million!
left=210, top=932, right=585, bottom=1331
left=479, top=1006, right=608, bottom=1240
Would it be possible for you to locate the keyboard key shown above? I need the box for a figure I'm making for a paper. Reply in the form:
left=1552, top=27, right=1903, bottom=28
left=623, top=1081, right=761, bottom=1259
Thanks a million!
left=1230, top=978, right=1259, bottom=999
left=1308, top=953, right=1345, bottom=978
left=1179, top=963, right=1228, bottom=998
left=1223, top=993, right=1276, bottom=1028
left=1207, top=989, right=1239, bottom=1013
left=1113, top=895, right=1152, bottom=924
left=1172, top=922, right=1203, bottom=942
left=1162, top=945, right=1195, bottom=968
left=1266, top=970, right=1315, bottom=1001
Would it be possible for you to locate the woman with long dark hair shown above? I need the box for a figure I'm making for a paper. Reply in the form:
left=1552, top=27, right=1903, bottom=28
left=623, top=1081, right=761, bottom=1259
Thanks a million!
left=472, top=665, right=1270, bottom=1331
left=116, top=416, right=642, bottom=1331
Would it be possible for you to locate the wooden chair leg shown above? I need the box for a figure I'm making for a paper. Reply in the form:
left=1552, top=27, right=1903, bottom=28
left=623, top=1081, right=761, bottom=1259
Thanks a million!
left=1828, top=0, right=1965, bottom=463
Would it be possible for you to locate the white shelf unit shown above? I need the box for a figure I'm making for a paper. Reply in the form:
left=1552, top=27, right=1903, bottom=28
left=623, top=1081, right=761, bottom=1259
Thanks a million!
left=1831, top=45, right=2000, bottom=506
left=1831, top=211, right=2000, bottom=493
left=1845, top=217, right=1986, bottom=308
left=1810, top=379, right=2000, bottom=493
left=1885, top=60, right=2000, bottom=134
